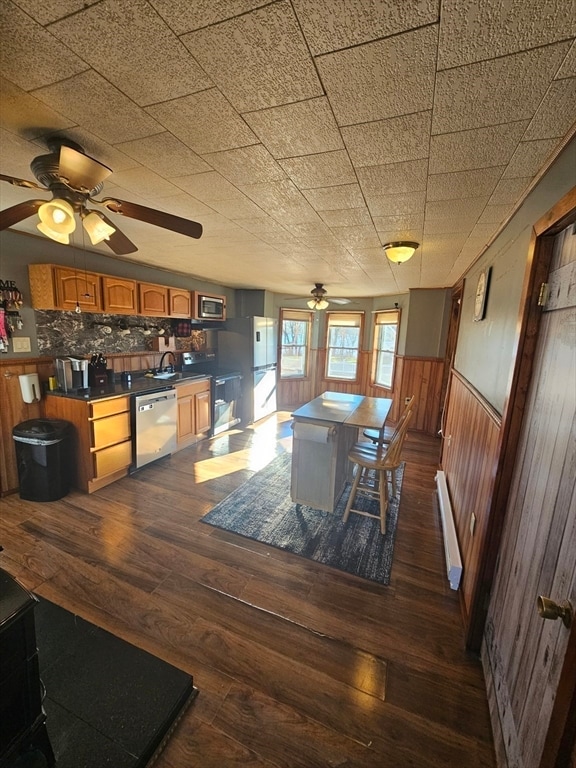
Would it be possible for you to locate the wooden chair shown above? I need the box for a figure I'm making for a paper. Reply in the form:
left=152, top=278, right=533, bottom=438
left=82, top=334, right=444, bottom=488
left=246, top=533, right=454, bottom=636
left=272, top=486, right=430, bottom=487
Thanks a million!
left=362, top=394, right=415, bottom=446
left=343, top=410, right=412, bottom=534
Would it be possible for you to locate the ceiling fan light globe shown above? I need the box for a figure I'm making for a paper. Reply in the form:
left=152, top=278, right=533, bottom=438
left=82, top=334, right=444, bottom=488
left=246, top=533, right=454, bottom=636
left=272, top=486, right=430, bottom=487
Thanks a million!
left=38, top=199, right=76, bottom=234
left=83, top=211, right=116, bottom=244
left=383, top=241, right=419, bottom=264
left=36, top=221, right=70, bottom=244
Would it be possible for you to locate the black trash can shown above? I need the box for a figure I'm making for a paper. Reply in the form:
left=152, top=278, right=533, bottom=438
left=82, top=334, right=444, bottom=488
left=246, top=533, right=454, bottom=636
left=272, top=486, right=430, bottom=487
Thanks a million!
left=12, top=419, right=73, bottom=501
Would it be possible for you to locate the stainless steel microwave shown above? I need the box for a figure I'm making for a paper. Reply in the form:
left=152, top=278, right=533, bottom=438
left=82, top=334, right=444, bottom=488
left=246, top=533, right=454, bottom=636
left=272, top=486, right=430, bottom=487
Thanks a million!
left=197, top=293, right=225, bottom=320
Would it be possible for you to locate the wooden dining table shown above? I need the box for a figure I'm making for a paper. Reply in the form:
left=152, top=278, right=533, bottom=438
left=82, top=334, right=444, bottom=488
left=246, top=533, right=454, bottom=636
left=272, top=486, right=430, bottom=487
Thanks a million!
left=290, top=391, right=393, bottom=513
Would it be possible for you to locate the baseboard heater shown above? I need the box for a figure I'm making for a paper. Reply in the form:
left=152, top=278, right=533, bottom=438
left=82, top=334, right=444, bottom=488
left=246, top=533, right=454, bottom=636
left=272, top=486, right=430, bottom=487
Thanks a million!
left=435, top=470, right=463, bottom=590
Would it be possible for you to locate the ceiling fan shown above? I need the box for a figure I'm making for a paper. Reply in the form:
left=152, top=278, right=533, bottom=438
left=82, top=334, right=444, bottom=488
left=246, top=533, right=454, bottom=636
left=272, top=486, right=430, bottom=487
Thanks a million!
left=304, top=283, right=351, bottom=310
left=0, top=138, right=203, bottom=255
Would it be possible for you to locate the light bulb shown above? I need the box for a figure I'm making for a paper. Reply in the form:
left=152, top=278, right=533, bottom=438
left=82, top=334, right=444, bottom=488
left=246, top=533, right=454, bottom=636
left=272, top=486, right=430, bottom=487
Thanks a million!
left=75, top=302, right=82, bottom=314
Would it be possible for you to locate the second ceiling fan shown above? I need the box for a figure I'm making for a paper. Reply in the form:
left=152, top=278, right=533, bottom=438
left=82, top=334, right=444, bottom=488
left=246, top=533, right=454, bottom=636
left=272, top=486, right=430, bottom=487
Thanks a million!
left=306, top=284, right=351, bottom=310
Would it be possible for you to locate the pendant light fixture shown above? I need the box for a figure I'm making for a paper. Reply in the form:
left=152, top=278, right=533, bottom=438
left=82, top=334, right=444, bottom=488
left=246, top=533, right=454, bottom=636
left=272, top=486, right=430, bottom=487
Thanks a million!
left=383, top=241, right=420, bottom=264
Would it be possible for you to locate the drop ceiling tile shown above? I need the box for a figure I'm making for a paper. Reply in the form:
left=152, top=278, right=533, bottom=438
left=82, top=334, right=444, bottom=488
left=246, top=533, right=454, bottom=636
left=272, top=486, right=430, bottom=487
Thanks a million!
left=181, top=2, right=322, bottom=112
left=523, top=78, right=576, bottom=140
left=283, top=220, right=331, bottom=239
left=203, top=145, right=286, bottom=185
left=116, top=133, right=211, bottom=177
left=557, top=41, right=576, bottom=78
left=423, top=217, right=478, bottom=235
left=236, top=216, right=295, bottom=239
left=429, top=121, right=529, bottom=174
left=33, top=70, right=163, bottom=144
left=291, top=0, right=438, bottom=55
left=319, top=207, right=373, bottom=228
left=0, top=129, right=39, bottom=179
left=372, top=214, right=424, bottom=234
left=332, top=225, right=381, bottom=249
left=207, top=196, right=265, bottom=220
left=243, top=97, right=343, bottom=158
left=317, top=26, right=437, bottom=126
left=478, top=203, right=514, bottom=224
left=433, top=43, right=571, bottom=134
left=50, top=0, right=212, bottom=106
left=110, top=166, right=186, bottom=199
left=357, top=159, right=428, bottom=197
left=468, top=222, right=500, bottom=244
left=302, top=184, right=364, bottom=211
left=438, top=0, right=576, bottom=69
left=241, top=180, right=320, bottom=224
left=488, top=177, right=532, bottom=206
left=0, top=77, right=74, bottom=138
left=150, top=0, right=269, bottom=35
left=366, top=191, right=426, bottom=218
left=146, top=89, right=257, bottom=155
left=375, top=227, right=424, bottom=247
left=175, top=171, right=246, bottom=202
left=503, top=138, right=559, bottom=178
left=427, top=167, right=504, bottom=201
left=342, top=112, right=432, bottom=167
left=153, top=193, right=216, bottom=219
left=0, top=3, right=86, bottom=91
left=279, top=150, right=356, bottom=189
left=426, top=197, right=487, bottom=220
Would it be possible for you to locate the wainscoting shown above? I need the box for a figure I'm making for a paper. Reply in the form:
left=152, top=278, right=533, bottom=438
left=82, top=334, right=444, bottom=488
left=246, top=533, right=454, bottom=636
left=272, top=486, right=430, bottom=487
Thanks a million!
left=440, top=371, right=501, bottom=633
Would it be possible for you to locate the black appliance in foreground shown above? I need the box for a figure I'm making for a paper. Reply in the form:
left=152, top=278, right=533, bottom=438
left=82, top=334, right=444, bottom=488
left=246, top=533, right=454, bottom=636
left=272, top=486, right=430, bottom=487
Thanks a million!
left=181, top=352, right=242, bottom=435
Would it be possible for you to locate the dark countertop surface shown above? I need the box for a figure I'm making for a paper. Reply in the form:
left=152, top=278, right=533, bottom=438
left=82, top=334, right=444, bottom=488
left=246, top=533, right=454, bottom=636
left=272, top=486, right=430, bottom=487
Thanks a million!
left=46, top=371, right=211, bottom=402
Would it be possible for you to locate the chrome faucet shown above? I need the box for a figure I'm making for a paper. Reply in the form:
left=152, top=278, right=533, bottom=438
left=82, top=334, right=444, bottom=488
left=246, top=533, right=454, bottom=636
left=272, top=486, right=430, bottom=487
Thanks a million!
left=157, top=351, right=176, bottom=373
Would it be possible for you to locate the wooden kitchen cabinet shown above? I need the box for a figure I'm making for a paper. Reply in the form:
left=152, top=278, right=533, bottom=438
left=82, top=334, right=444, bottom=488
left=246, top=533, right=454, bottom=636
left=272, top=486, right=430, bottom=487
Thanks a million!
left=102, top=276, right=137, bottom=314
left=169, top=288, right=191, bottom=318
left=44, top=394, right=133, bottom=493
left=29, top=264, right=102, bottom=311
left=139, top=283, right=168, bottom=316
left=175, top=378, right=211, bottom=450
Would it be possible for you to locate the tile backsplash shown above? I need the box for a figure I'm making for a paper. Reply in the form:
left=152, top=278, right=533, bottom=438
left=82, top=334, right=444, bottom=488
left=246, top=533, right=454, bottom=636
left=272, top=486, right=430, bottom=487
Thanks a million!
left=35, top=310, right=203, bottom=357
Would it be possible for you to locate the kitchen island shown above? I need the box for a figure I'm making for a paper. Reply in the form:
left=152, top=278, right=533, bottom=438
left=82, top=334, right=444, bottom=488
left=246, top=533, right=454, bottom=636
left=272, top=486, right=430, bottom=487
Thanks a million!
left=290, top=391, right=393, bottom=513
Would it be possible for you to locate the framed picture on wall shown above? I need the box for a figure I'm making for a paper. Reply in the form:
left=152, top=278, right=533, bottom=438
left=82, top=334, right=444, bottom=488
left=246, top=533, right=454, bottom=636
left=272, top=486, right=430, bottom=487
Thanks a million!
left=473, top=267, right=491, bottom=322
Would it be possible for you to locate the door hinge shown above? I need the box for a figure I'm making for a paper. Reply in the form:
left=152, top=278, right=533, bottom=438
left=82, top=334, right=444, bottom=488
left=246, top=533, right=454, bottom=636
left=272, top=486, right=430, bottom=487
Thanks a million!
left=537, top=282, right=549, bottom=307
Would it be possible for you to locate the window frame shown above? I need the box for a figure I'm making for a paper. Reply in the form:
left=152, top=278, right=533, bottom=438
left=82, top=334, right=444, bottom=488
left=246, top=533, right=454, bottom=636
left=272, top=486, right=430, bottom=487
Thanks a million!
left=324, top=311, right=364, bottom=382
left=279, top=309, right=313, bottom=380
left=371, top=309, right=400, bottom=391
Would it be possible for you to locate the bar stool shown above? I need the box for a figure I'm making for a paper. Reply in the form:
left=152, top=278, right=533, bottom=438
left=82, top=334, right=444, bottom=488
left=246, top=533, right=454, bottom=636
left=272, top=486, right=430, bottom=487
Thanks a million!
left=343, top=410, right=412, bottom=534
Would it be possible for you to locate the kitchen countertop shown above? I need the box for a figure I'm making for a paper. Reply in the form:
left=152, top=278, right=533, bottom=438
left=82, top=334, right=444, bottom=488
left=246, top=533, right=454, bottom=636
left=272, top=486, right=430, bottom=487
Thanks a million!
left=45, top=371, right=211, bottom=401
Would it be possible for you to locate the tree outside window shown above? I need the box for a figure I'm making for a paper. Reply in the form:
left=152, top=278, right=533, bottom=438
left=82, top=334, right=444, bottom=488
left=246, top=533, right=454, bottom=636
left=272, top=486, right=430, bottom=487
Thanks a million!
left=325, top=312, right=363, bottom=380
left=373, top=310, right=400, bottom=389
left=280, top=309, right=312, bottom=378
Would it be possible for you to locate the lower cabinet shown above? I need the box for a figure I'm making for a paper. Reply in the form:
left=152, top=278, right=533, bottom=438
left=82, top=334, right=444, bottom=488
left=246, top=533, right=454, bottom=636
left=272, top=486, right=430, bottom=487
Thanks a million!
left=44, top=394, right=133, bottom=493
left=176, top=378, right=211, bottom=450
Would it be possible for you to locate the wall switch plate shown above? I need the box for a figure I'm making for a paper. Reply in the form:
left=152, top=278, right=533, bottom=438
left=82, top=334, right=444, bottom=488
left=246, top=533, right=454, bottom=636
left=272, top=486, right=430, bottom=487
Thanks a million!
left=470, top=513, right=476, bottom=536
left=12, top=337, right=31, bottom=352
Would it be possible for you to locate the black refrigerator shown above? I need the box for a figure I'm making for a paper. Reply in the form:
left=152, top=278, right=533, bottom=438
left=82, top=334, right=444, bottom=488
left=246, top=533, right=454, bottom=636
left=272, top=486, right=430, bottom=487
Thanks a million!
left=218, top=316, right=278, bottom=425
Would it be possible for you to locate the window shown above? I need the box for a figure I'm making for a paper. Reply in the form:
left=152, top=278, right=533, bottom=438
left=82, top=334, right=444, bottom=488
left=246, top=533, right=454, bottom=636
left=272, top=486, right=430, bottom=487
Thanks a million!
left=280, top=309, right=312, bottom=378
left=372, top=309, right=400, bottom=389
left=325, top=312, right=363, bottom=380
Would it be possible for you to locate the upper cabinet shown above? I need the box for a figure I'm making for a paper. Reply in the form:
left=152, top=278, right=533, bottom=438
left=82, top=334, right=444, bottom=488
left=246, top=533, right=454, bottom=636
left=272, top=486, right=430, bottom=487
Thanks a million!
left=102, top=277, right=138, bottom=314
left=138, top=282, right=168, bottom=316
left=28, top=264, right=218, bottom=321
left=169, top=288, right=192, bottom=318
left=29, top=264, right=103, bottom=311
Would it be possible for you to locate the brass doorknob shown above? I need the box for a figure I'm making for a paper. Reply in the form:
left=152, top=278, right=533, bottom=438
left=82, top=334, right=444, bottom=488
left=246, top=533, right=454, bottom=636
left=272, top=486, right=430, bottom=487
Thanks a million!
left=537, top=596, right=573, bottom=628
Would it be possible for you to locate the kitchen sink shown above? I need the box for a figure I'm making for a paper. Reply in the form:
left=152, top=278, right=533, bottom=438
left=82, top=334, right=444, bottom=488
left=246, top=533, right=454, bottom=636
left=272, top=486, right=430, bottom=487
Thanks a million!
left=152, top=372, right=177, bottom=379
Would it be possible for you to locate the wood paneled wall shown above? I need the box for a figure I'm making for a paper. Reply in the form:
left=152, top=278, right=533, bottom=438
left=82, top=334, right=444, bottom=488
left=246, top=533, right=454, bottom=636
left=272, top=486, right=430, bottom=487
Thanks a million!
left=441, top=371, right=502, bottom=622
left=277, top=349, right=444, bottom=437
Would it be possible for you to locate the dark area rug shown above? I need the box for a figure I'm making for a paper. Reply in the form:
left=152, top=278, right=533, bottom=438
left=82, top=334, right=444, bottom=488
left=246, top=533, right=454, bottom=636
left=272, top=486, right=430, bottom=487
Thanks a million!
left=200, top=451, right=404, bottom=585
left=33, top=598, right=197, bottom=768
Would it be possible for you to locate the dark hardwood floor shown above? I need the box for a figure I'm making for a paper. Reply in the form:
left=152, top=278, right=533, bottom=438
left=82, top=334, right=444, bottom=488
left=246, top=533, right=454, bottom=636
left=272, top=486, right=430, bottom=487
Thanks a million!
left=0, top=413, right=496, bottom=767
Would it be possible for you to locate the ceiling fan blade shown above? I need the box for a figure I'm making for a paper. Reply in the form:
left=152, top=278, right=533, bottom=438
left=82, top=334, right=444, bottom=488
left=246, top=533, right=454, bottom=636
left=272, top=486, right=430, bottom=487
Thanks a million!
left=98, top=197, right=203, bottom=239
left=59, top=145, right=112, bottom=192
left=0, top=199, right=45, bottom=229
left=98, top=214, right=138, bottom=255
left=0, top=173, right=43, bottom=190
left=330, top=298, right=351, bottom=305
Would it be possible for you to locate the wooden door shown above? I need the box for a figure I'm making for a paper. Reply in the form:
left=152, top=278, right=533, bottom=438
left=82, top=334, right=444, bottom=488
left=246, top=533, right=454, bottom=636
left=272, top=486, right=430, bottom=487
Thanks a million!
left=483, top=215, right=576, bottom=767
left=195, top=388, right=211, bottom=434
left=169, top=288, right=191, bottom=318
left=102, top=277, right=137, bottom=314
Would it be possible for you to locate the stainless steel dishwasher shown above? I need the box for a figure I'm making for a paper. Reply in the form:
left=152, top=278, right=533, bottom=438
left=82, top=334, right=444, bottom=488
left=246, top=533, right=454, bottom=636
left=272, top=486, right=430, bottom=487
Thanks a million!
left=133, top=389, right=177, bottom=470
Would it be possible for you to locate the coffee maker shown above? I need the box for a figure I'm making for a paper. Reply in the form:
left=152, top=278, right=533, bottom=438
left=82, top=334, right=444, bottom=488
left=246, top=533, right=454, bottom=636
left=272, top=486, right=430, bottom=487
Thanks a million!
left=55, top=357, right=89, bottom=392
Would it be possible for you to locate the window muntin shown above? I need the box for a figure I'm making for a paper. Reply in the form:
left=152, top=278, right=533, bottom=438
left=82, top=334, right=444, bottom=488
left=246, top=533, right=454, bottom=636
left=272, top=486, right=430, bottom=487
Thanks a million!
left=372, top=310, right=399, bottom=389
left=280, top=309, right=312, bottom=379
left=325, top=312, right=363, bottom=381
